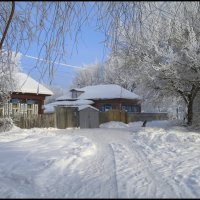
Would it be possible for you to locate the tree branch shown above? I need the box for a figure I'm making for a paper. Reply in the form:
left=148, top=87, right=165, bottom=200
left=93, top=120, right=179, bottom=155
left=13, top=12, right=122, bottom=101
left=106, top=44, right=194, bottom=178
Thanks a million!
left=0, top=1, right=15, bottom=50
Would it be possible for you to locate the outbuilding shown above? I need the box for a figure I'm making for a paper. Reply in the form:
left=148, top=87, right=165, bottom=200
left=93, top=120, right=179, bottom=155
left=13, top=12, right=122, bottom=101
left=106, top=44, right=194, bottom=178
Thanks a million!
left=55, top=105, right=99, bottom=129
left=78, top=105, right=99, bottom=128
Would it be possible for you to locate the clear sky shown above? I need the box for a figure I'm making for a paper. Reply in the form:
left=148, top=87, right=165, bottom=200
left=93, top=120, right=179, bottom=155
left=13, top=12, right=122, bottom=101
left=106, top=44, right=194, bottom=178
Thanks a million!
left=18, top=3, right=110, bottom=90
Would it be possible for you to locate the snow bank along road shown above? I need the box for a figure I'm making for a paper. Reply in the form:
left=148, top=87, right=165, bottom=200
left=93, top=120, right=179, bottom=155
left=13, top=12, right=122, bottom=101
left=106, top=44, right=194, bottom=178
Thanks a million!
left=0, top=120, right=200, bottom=198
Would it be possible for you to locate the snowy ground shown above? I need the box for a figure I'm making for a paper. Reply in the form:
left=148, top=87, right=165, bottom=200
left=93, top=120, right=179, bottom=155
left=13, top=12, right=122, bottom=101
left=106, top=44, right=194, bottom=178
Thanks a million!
left=1, top=120, right=200, bottom=198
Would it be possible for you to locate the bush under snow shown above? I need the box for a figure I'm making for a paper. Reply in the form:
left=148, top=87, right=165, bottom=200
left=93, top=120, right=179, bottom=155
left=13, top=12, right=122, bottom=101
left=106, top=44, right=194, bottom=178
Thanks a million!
left=0, top=118, right=13, bottom=132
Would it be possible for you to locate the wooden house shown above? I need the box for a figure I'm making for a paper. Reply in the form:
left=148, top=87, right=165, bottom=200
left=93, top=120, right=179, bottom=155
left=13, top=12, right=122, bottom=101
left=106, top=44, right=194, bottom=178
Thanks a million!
left=45, top=84, right=141, bottom=113
left=0, top=72, right=53, bottom=116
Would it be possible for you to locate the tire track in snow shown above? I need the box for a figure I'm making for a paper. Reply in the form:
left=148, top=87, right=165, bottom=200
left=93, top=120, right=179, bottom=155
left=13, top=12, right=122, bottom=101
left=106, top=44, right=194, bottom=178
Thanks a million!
left=32, top=140, right=120, bottom=198
left=108, top=144, right=119, bottom=198
left=131, top=129, right=197, bottom=198
left=110, top=138, right=182, bottom=198
left=110, top=143, right=147, bottom=197
left=70, top=143, right=119, bottom=198
left=131, top=138, right=180, bottom=198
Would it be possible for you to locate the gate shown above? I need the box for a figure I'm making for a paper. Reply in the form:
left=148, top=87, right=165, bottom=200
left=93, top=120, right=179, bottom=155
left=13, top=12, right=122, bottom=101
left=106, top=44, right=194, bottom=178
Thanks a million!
left=55, top=106, right=79, bottom=129
left=99, top=109, right=127, bottom=124
left=79, top=106, right=99, bottom=128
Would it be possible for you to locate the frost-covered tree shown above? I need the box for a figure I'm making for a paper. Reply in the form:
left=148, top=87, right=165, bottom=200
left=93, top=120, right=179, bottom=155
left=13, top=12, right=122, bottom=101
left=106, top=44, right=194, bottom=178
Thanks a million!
left=44, top=85, right=66, bottom=104
left=0, top=1, right=150, bottom=79
left=71, top=61, right=105, bottom=88
left=1, top=1, right=182, bottom=81
left=113, top=2, right=200, bottom=125
left=71, top=57, right=136, bottom=92
left=2, top=1, right=200, bottom=125
left=104, top=53, right=136, bottom=91
left=0, top=51, right=19, bottom=105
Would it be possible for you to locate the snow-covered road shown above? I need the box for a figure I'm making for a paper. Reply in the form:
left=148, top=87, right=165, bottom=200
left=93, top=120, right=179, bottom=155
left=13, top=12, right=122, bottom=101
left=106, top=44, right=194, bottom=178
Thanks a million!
left=0, top=121, right=200, bottom=198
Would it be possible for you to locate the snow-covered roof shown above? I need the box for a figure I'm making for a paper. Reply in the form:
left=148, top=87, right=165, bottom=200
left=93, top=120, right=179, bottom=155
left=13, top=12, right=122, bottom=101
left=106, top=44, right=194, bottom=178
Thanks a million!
left=70, top=88, right=84, bottom=91
left=13, top=72, right=53, bottom=96
left=57, top=84, right=141, bottom=101
left=44, top=99, right=94, bottom=113
left=56, top=91, right=72, bottom=101
left=78, top=105, right=99, bottom=111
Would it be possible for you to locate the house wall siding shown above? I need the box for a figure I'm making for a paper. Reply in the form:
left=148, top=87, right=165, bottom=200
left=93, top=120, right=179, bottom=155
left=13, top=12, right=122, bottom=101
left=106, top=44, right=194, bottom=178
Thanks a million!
left=71, top=90, right=84, bottom=99
left=92, top=98, right=141, bottom=112
left=11, top=93, right=46, bottom=114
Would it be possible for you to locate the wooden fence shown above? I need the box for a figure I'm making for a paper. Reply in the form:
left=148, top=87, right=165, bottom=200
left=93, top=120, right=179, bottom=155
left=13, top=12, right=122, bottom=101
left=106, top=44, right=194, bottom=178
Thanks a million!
left=8, top=109, right=168, bottom=129
left=127, top=112, right=168, bottom=123
left=99, top=109, right=127, bottom=124
left=99, top=110, right=168, bottom=124
left=3, top=107, right=78, bottom=129
left=13, top=113, right=56, bottom=129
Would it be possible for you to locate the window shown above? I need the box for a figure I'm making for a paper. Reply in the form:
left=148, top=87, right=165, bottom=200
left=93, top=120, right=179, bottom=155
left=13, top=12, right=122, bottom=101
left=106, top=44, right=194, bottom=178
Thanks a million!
left=10, top=98, right=21, bottom=104
left=100, top=104, right=112, bottom=112
left=72, top=91, right=77, bottom=98
left=122, top=105, right=140, bottom=113
left=99, top=105, right=105, bottom=112
left=105, top=104, right=112, bottom=111
left=122, top=105, right=126, bottom=111
left=132, top=105, right=140, bottom=113
left=27, top=99, right=38, bottom=104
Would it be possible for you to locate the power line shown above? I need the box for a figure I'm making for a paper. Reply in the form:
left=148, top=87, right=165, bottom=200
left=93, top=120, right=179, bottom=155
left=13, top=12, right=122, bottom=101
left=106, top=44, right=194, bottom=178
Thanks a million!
left=23, top=54, right=83, bottom=69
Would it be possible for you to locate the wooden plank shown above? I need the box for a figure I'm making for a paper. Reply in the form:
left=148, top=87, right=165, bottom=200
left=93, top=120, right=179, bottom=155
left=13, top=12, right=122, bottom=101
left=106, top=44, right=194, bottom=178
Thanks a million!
left=55, top=107, right=79, bottom=129
left=11, top=113, right=56, bottom=129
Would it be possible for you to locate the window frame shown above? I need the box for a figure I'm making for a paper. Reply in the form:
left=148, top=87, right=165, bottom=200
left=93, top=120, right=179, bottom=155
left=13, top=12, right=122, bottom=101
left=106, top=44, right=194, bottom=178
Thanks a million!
left=100, top=104, right=112, bottom=112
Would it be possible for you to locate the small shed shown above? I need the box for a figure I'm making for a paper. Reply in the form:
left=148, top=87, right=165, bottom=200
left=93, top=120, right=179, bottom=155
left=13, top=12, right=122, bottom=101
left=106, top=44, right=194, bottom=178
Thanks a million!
left=55, top=105, right=99, bottom=129
left=78, top=105, right=99, bottom=128
left=55, top=106, right=79, bottom=129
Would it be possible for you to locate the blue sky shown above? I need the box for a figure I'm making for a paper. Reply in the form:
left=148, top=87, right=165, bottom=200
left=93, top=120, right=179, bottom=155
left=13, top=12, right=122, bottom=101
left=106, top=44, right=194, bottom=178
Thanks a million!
left=20, top=26, right=109, bottom=90
left=13, top=2, right=109, bottom=89
left=18, top=3, right=110, bottom=90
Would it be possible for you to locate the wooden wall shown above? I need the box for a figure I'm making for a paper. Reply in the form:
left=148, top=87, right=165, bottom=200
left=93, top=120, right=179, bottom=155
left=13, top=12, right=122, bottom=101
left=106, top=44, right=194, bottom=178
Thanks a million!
left=55, top=107, right=79, bottom=129
left=92, top=98, right=141, bottom=111
left=11, top=92, right=49, bottom=114
left=99, top=110, right=168, bottom=124
left=99, top=109, right=127, bottom=124
left=193, top=91, right=200, bottom=124
left=13, top=113, right=56, bottom=129
left=10, top=108, right=168, bottom=129
left=79, top=107, right=99, bottom=128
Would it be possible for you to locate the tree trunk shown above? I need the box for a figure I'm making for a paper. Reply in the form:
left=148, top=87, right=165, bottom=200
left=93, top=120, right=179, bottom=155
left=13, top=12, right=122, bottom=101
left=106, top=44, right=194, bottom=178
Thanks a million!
left=0, top=1, right=15, bottom=50
left=187, top=99, right=193, bottom=126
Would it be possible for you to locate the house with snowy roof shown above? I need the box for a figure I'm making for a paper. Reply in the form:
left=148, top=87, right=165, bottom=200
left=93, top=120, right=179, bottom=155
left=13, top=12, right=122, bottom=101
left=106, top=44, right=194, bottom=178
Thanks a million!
left=0, top=72, right=53, bottom=116
left=44, top=84, right=142, bottom=113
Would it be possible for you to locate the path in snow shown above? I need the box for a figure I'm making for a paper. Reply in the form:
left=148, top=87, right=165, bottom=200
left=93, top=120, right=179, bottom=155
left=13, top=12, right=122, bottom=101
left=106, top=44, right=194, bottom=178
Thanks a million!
left=1, top=121, right=200, bottom=198
left=62, top=128, right=130, bottom=198
left=129, top=126, right=200, bottom=198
